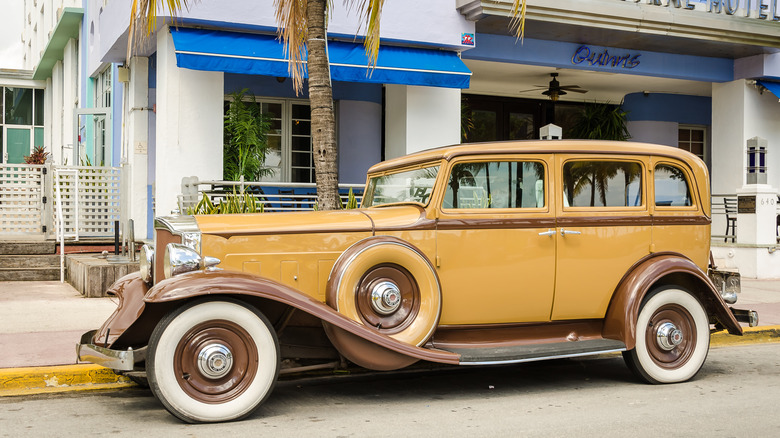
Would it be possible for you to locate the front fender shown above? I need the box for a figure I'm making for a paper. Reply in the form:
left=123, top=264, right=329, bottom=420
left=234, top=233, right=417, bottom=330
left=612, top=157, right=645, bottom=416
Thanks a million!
left=603, top=254, right=742, bottom=350
left=143, top=270, right=459, bottom=365
left=93, top=272, right=149, bottom=348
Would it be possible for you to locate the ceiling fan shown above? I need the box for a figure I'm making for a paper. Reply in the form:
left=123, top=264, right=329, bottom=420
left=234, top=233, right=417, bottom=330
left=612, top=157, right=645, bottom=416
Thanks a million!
left=519, top=73, right=588, bottom=101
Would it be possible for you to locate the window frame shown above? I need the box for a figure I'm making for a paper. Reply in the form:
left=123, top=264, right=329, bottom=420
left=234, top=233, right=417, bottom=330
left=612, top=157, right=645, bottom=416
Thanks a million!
left=559, top=157, right=646, bottom=212
left=439, top=157, right=550, bottom=214
left=652, top=161, right=699, bottom=212
left=224, top=95, right=313, bottom=183
left=678, top=125, right=707, bottom=162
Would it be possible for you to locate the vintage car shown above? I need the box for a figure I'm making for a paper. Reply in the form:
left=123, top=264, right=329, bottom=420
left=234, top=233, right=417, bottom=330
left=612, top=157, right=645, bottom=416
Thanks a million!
left=78, top=140, right=757, bottom=423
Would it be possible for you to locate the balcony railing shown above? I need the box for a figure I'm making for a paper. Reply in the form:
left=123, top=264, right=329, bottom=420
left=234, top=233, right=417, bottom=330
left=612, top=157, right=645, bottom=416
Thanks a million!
left=178, top=178, right=364, bottom=213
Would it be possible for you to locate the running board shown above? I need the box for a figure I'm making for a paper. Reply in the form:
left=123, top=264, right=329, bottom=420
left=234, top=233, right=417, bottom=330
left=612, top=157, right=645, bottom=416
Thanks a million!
left=444, top=339, right=627, bottom=366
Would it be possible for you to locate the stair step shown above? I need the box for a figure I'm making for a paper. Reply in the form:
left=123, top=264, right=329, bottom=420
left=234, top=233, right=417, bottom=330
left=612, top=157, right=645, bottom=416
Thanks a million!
left=0, top=254, right=61, bottom=269
left=0, top=241, right=55, bottom=255
left=0, top=267, right=61, bottom=281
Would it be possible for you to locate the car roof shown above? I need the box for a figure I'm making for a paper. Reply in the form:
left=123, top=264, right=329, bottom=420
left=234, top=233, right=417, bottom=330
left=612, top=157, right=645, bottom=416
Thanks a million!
left=367, top=140, right=703, bottom=174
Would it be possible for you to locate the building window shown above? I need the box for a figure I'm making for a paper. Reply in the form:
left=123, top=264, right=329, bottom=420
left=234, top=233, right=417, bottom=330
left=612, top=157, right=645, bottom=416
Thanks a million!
left=1, top=86, right=44, bottom=164
left=678, top=126, right=705, bottom=160
left=95, top=67, right=111, bottom=108
left=225, top=96, right=313, bottom=183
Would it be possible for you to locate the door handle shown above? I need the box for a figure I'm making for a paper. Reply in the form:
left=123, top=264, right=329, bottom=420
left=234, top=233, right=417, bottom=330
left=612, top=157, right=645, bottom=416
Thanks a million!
left=560, top=228, right=581, bottom=236
left=538, top=229, right=556, bottom=236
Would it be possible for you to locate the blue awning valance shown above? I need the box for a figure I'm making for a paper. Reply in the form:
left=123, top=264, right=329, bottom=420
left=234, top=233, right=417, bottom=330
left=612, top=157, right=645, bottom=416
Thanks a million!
left=170, top=27, right=471, bottom=89
left=757, top=80, right=780, bottom=100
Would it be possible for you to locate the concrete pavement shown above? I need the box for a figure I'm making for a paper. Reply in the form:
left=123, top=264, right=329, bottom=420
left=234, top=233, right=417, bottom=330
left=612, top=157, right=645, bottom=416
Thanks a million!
left=0, top=278, right=778, bottom=396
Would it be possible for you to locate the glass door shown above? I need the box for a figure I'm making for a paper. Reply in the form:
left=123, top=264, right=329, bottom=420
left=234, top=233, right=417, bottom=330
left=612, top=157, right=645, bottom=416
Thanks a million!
left=4, top=127, right=31, bottom=164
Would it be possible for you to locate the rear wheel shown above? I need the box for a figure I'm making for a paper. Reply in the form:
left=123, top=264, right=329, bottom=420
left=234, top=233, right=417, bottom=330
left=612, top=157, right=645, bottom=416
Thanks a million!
left=623, top=287, right=710, bottom=384
left=148, top=300, right=279, bottom=423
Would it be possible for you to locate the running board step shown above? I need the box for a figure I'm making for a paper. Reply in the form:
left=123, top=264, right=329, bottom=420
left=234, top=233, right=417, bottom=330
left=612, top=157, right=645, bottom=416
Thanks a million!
left=443, top=339, right=627, bottom=365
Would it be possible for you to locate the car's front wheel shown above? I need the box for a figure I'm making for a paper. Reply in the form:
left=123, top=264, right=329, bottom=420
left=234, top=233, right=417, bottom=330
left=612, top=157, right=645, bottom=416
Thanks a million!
left=148, top=299, right=280, bottom=423
left=623, top=287, right=710, bottom=384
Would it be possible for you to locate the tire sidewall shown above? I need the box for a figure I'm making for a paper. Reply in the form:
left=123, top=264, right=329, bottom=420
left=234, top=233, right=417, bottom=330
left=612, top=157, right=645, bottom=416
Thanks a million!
left=634, top=287, right=710, bottom=384
left=148, top=299, right=280, bottom=423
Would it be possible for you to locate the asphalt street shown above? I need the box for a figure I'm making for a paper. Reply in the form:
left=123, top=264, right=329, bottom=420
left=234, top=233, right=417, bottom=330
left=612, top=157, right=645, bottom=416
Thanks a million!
left=1, top=343, right=778, bottom=437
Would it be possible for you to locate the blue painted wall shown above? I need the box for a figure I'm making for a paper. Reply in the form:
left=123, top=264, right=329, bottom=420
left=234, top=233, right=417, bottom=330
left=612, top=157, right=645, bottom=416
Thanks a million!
left=623, top=92, right=711, bottom=124
left=463, top=34, right=733, bottom=83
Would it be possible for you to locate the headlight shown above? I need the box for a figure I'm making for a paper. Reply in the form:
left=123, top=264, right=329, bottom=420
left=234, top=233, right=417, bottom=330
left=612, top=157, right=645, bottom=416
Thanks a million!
left=139, top=244, right=154, bottom=283
left=163, top=243, right=222, bottom=279
left=164, top=243, right=202, bottom=279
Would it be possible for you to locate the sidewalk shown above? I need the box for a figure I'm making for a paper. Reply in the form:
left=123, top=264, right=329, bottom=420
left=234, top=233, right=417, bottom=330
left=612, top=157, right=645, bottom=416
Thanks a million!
left=0, top=278, right=778, bottom=395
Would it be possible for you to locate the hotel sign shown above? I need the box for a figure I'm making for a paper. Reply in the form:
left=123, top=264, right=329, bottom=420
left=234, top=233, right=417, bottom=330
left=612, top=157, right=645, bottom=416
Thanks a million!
left=622, top=0, right=780, bottom=21
left=572, top=46, right=641, bottom=69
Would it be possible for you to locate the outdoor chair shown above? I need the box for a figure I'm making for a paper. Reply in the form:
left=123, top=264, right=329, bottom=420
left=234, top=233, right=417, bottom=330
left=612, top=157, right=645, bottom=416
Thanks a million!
left=724, top=197, right=737, bottom=243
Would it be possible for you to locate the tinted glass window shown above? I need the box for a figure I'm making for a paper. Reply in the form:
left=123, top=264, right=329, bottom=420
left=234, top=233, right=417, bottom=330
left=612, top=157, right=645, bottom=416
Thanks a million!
left=364, top=166, right=440, bottom=207
left=655, top=164, right=692, bottom=207
left=443, top=161, right=545, bottom=209
left=563, top=161, right=642, bottom=207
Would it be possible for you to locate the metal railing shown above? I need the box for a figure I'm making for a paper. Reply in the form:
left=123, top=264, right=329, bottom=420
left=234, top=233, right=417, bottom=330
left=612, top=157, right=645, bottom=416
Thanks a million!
left=178, top=177, right=364, bottom=213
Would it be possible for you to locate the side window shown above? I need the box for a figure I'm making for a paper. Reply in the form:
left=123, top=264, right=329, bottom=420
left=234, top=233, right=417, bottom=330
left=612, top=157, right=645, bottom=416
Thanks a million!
left=443, top=161, right=545, bottom=209
left=654, top=164, right=692, bottom=207
left=563, top=161, right=643, bottom=207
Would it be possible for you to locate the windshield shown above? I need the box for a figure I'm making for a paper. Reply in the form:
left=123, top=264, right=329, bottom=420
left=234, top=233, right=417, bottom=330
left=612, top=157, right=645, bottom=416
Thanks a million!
left=363, top=165, right=440, bottom=207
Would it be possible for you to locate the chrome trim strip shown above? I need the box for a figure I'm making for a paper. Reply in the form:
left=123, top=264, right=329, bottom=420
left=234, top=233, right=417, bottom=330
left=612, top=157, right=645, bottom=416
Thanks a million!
left=459, top=348, right=627, bottom=366
left=76, top=330, right=135, bottom=371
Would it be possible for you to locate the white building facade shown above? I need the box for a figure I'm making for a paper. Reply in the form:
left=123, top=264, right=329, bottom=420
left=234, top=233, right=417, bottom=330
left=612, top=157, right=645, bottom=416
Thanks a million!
left=75, top=0, right=780, bottom=276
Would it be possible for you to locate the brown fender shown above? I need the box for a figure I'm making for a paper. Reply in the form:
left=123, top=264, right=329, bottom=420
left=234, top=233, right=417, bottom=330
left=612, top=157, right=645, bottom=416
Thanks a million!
left=142, top=269, right=459, bottom=366
left=92, top=272, right=149, bottom=347
left=603, top=253, right=742, bottom=350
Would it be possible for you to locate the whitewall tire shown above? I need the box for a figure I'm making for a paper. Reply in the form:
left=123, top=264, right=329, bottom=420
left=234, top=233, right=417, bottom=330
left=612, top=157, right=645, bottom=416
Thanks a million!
left=148, top=299, right=279, bottom=423
left=623, top=287, right=710, bottom=384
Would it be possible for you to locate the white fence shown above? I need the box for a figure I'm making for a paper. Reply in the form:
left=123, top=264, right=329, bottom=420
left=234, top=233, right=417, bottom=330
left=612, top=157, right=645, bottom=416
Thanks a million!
left=0, top=163, right=121, bottom=240
left=0, top=164, right=46, bottom=235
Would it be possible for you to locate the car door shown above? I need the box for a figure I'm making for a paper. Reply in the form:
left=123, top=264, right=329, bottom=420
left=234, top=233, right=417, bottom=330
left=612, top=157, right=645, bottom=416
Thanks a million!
left=552, top=155, right=652, bottom=320
left=435, top=155, right=556, bottom=325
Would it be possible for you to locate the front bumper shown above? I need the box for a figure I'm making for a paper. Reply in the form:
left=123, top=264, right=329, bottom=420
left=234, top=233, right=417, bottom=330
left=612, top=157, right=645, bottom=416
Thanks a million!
left=77, top=330, right=137, bottom=371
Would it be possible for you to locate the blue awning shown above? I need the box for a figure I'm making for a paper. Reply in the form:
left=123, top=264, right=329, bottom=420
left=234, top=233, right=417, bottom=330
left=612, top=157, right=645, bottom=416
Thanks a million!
left=757, top=80, right=780, bottom=100
left=170, top=27, right=471, bottom=89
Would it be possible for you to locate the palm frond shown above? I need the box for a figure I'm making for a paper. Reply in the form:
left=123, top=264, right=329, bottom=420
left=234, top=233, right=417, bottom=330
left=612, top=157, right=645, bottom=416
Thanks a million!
left=344, top=0, right=386, bottom=68
left=274, top=0, right=308, bottom=93
left=509, top=0, right=527, bottom=41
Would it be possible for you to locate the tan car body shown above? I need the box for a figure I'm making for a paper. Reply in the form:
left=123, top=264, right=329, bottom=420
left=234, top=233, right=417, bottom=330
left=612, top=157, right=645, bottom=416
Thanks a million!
left=79, top=141, right=753, bottom=422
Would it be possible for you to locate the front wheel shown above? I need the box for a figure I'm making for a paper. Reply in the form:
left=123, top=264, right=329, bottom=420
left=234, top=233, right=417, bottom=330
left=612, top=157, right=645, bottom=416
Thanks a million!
left=148, top=299, right=280, bottom=423
left=623, top=287, right=710, bottom=384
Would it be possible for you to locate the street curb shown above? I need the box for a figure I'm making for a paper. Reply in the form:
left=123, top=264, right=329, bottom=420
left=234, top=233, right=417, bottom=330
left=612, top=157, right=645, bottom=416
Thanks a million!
left=1, top=326, right=778, bottom=397
left=710, top=325, right=780, bottom=347
left=0, top=364, right=134, bottom=397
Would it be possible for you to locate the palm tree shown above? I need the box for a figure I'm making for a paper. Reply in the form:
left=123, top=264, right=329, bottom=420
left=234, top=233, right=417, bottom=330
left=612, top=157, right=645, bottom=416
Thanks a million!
left=128, top=0, right=528, bottom=210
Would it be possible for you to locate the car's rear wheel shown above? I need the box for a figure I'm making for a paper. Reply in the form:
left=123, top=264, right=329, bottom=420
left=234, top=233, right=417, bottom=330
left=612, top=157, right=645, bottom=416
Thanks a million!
left=623, top=287, right=710, bottom=384
left=148, top=299, right=279, bottom=423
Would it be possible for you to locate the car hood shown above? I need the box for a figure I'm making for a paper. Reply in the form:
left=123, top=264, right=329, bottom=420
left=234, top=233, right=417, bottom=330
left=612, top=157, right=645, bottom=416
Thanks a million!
left=194, top=205, right=430, bottom=236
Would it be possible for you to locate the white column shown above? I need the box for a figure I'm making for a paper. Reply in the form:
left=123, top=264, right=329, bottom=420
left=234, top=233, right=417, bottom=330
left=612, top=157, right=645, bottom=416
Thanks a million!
left=155, top=26, right=224, bottom=215
left=126, top=57, right=150, bottom=238
left=710, top=79, right=780, bottom=279
left=385, top=85, right=461, bottom=159
left=62, top=38, right=78, bottom=163
left=51, top=61, right=64, bottom=163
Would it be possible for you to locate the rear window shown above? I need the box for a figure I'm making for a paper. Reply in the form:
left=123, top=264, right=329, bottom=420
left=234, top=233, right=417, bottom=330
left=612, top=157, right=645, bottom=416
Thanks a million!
left=563, top=161, right=643, bottom=207
left=654, top=164, right=692, bottom=207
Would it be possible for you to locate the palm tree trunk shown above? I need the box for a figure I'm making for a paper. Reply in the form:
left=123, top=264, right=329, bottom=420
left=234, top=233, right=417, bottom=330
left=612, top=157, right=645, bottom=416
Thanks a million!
left=306, top=0, right=340, bottom=210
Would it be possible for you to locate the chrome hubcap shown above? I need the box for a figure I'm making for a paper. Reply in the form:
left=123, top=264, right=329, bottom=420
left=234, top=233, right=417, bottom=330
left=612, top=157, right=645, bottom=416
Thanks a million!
left=370, top=281, right=402, bottom=315
left=656, top=322, right=684, bottom=351
left=197, top=344, right=233, bottom=379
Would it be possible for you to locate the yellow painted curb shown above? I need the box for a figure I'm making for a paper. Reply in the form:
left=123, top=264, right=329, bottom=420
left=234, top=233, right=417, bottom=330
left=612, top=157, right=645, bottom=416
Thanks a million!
left=711, top=325, right=780, bottom=347
left=0, top=364, right=135, bottom=397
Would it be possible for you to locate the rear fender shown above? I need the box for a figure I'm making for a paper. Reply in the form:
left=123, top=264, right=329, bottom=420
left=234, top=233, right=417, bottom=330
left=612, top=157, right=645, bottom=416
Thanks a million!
left=603, top=253, right=742, bottom=350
